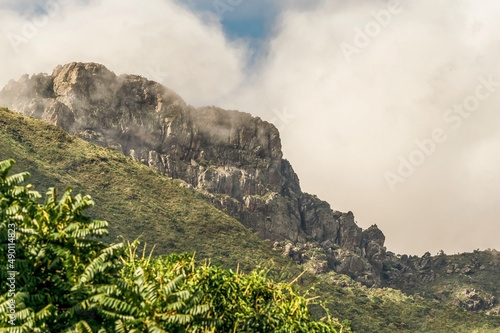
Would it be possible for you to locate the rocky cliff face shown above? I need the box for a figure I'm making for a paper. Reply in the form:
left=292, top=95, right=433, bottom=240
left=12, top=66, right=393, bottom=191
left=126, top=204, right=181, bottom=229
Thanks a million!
left=0, top=62, right=386, bottom=285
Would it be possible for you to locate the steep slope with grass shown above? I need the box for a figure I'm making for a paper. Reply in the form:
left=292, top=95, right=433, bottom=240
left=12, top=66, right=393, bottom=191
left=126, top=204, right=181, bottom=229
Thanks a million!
left=0, top=107, right=289, bottom=271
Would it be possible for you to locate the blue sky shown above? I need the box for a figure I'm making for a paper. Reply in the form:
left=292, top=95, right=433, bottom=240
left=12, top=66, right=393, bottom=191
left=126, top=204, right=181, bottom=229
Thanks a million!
left=182, top=0, right=279, bottom=40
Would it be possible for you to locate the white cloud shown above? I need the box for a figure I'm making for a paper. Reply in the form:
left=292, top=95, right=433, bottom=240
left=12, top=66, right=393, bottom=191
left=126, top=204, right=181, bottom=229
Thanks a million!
left=222, top=0, right=500, bottom=254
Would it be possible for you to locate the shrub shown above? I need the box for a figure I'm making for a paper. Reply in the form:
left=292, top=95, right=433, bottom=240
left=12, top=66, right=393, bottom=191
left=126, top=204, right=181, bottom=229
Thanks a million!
left=0, top=159, right=346, bottom=332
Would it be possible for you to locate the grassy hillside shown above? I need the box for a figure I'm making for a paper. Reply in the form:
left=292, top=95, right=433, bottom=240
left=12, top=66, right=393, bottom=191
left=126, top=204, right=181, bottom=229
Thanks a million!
left=311, top=272, right=500, bottom=333
left=1, top=106, right=500, bottom=332
left=391, top=250, right=500, bottom=316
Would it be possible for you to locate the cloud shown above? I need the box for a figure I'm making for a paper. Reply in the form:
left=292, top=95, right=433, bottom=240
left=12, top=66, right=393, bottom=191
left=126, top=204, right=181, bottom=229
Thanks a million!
left=0, top=0, right=247, bottom=106
left=1, top=0, right=499, bottom=254
left=221, top=0, right=500, bottom=254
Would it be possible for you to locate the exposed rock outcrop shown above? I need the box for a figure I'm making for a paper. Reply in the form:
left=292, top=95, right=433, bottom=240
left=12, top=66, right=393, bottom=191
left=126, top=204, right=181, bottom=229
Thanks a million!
left=454, top=289, right=497, bottom=312
left=382, top=249, right=500, bottom=314
left=0, top=62, right=386, bottom=285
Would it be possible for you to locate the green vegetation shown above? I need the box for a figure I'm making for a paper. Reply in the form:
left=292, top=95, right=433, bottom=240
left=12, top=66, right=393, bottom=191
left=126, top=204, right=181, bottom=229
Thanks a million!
left=1, top=107, right=500, bottom=332
left=309, top=272, right=500, bottom=333
left=0, top=158, right=345, bottom=332
left=391, top=251, right=500, bottom=316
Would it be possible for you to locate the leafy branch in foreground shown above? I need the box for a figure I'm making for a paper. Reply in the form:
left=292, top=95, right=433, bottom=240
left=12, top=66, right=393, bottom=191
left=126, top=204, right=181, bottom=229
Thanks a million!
left=0, top=159, right=348, bottom=332
left=0, top=158, right=124, bottom=332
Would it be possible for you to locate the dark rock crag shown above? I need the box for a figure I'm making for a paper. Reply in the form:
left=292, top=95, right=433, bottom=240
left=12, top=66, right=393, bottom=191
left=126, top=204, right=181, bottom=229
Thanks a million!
left=1, top=62, right=387, bottom=284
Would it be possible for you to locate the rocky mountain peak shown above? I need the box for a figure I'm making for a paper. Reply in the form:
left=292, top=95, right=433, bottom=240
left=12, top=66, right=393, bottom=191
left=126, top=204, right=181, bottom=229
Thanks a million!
left=0, top=62, right=386, bottom=286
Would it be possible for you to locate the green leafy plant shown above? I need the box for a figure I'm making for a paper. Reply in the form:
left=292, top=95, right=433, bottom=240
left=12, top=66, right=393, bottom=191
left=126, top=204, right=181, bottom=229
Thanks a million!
left=0, top=159, right=345, bottom=332
left=0, top=158, right=125, bottom=332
